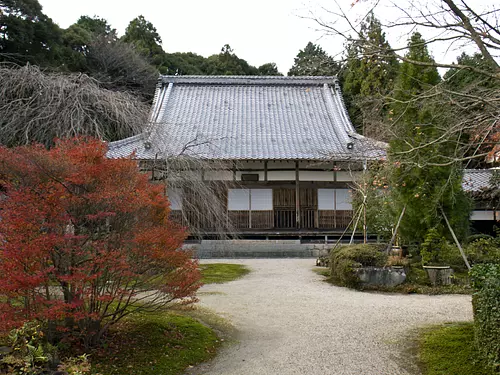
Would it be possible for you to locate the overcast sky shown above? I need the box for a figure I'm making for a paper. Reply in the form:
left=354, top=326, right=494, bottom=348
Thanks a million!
left=38, top=0, right=496, bottom=74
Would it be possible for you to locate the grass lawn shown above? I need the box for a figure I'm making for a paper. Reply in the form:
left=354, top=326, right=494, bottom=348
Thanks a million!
left=200, top=263, right=250, bottom=284
left=418, top=322, right=493, bottom=375
left=91, top=311, right=220, bottom=375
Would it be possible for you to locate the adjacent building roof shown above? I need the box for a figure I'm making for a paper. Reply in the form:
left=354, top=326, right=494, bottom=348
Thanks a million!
left=462, top=169, right=494, bottom=192
left=107, top=76, right=386, bottom=161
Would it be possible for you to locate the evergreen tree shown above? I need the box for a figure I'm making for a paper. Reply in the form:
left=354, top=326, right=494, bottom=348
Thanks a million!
left=204, top=44, right=259, bottom=75
left=258, top=62, right=282, bottom=76
left=160, top=52, right=209, bottom=75
left=444, top=52, right=499, bottom=91
left=342, top=12, right=399, bottom=137
left=76, top=15, right=116, bottom=39
left=0, top=0, right=64, bottom=66
left=288, top=42, right=340, bottom=76
left=122, top=15, right=164, bottom=61
left=389, top=32, right=470, bottom=245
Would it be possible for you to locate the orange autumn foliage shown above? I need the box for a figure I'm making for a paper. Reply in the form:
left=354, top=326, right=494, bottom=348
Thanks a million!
left=0, top=138, right=201, bottom=347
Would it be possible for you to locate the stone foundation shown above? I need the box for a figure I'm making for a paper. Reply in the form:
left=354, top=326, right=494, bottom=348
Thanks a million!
left=184, top=240, right=334, bottom=258
left=355, top=267, right=407, bottom=287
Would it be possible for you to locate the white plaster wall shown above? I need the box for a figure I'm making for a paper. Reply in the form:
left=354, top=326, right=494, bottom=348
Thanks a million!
left=228, top=189, right=250, bottom=210
left=251, top=189, right=273, bottom=210
left=471, top=211, right=495, bottom=221
left=168, top=170, right=202, bottom=181
left=166, top=188, right=183, bottom=210
left=336, top=189, right=353, bottom=210
left=318, top=189, right=335, bottom=210
left=204, top=170, right=233, bottom=181
left=268, top=170, right=295, bottom=181
left=299, top=170, right=334, bottom=182
left=336, top=171, right=362, bottom=182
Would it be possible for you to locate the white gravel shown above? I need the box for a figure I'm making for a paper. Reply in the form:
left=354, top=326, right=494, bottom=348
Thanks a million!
left=189, top=259, right=472, bottom=375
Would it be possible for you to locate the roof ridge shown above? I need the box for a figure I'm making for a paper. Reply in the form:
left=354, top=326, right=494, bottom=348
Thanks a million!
left=159, top=75, right=339, bottom=85
left=108, top=133, right=144, bottom=149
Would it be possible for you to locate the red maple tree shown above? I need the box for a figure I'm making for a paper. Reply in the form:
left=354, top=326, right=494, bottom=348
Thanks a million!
left=0, top=138, right=201, bottom=347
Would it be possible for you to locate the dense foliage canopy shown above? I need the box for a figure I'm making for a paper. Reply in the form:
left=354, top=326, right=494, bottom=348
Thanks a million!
left=0, top=138, right=201, bottom=347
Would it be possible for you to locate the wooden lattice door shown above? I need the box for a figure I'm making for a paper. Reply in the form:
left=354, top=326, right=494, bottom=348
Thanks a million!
left=273, top=188, right=296, bottom=229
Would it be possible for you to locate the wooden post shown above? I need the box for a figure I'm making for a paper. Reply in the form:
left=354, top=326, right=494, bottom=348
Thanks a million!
left=386, top=205, right=406, bottom=254
left=363, top=159, right=367, bottom=244
left=440, top=207, right=471, bottom=270
left=333, top=189, right=337, bottom=228
left=350, top=206, right=364, bottom=245
left=264, top=161, right=268, bottom=182
left=296, top=161, right=300, bottom=229
left=249, top=189, right=252, bottom=229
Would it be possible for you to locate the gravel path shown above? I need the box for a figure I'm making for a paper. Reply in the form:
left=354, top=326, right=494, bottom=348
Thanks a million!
left=190, top=259, right=472, bottom=375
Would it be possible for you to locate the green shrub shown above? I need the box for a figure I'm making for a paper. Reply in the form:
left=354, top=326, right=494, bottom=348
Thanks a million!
left=421, top=228, right=449, bottom=266
left=420, top=228, right=467, bottom=269
left=470, top=264, right=500, bottom=372
left=0, top=322, right=58, bottom=375
left=466, top=238, right=500, bottom=265
left=465, top=234, right=495, bottom=245
left=329, top=244, right=387, bottom=287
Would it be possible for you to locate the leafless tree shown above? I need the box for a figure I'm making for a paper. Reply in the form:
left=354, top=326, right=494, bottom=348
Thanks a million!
left=135, top=127, right=238, bottom=245
left=86, top=36, right=159, bottom=100
left=309, top=0, right=500, bottom=166
left=0, top=64, right=149, bottom=147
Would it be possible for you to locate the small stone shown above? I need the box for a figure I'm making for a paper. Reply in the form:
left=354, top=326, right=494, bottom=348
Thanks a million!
left=0, top=346, right=11, bottom=354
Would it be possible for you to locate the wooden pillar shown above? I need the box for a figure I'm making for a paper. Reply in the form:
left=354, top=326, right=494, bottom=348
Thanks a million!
left=264, top=161, right=268, bottom=182
left=249, top=189, right=252, bottom=229
left=333, top=189, right=337, bottom=229
left=295, top=161, right=300, bottom=229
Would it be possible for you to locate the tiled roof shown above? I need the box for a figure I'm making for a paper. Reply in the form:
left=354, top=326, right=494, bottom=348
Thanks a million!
left=107, top=76, right=386, bottom=161
left=462, top=169, right=494, bottom=192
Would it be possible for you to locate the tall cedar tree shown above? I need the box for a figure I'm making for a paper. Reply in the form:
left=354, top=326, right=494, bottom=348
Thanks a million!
left=122, top=15, right=164, bottom=58
left=443, top=53, right=500, bottom=168
left=288, top=42, right=340, bottom=76
left=389, top=32, right=471, bottom=244
left=0, top=138, right=201, bottom=348
left=342, top=12, right=399, bottom=138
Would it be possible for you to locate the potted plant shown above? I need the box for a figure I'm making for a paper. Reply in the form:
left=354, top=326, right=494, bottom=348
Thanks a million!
left=420, top=228, right=453, bottom=286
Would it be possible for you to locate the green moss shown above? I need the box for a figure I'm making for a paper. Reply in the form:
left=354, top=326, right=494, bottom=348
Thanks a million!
left=91, top=312, right=220, bottom=375
left=419, top=322, right=493, bottom=375
left=312, top=267, right=330, bottom=277
left=200, top=263, right=250, bottom=284
left=329, top=244, right=387, bottom=287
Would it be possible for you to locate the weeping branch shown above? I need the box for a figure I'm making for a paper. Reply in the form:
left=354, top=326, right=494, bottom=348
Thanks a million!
left=0, top=64, right=149, bottom=147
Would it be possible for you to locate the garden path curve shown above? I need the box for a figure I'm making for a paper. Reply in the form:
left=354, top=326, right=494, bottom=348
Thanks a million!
left=189, top=259, right=472, bottom=375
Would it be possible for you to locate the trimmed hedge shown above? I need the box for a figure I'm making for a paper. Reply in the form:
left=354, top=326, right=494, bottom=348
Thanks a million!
left=329, top=244, right=387, bottom=287
left=470, top=263, right=500, bottom=373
